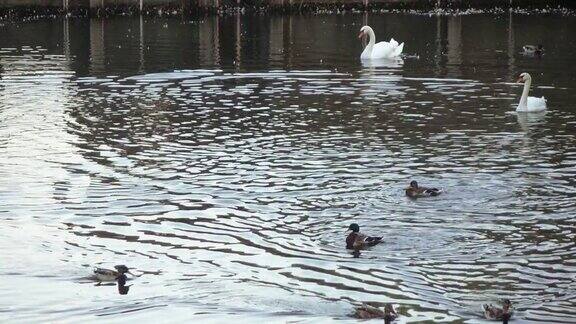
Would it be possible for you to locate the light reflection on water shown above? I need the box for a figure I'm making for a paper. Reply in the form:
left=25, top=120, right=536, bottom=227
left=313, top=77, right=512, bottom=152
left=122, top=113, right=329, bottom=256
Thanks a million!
left=0, top=12, right=576, bottom=323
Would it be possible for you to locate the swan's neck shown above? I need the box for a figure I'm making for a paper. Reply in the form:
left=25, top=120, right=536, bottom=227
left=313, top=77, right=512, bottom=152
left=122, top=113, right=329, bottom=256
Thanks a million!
left=519, top=78, right=531, bottom=107
left=361, top=29, right=376, bottom=59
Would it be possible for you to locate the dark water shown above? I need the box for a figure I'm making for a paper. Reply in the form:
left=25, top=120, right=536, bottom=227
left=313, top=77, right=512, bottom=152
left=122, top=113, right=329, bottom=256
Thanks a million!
left=1, top=13, right=576, bottom=323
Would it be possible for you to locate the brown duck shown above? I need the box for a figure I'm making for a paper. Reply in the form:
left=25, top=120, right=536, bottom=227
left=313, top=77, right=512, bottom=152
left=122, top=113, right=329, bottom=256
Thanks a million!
left=346, top=223, right=383, bottom=249
left=354, top=303, right=398, bottom=323
left=483, top=299, right=513, bottom=323
left=405, top=180, right=441, bottom=198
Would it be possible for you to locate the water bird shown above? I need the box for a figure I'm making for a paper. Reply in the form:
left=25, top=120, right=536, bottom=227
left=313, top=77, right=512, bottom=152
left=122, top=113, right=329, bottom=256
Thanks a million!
left=353, top=303, right=398, bottom=323
left=522, top=44, right=544, bottom=56
left=93, top=265, right=134, bottom=282
left=516, top=72, right=547, bottom=112
left=358, top=25, right=404, bottom=60
left=117, top=273, right=131, bottom=295
left=405, top=180, right=441, bottom=198
left=483, top=299, right=513, bottom=323
left=346, top=223, right=383, bottom=249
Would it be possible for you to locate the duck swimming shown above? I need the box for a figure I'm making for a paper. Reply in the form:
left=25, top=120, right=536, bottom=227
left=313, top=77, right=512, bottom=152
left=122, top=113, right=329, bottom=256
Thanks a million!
left=93, top=265, right=133, bottom=282
left=346, top=223, right=383, bottom=250
left=405, top=180, right=441, bottom=198
left=522, top=44, right=544, bottom=56
left=354, top=303, right=398, bottom=323
left=483, top=299, right=513, bottom=323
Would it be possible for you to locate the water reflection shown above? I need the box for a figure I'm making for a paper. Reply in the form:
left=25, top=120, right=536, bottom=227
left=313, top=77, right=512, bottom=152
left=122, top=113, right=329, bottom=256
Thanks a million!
left=360, top=58, right=404, bottom=68
left=516, top=111, right=547, bottom=132
left=0, top=12, right=576, bottom=324
left=117, top=274, right=131, bottom=295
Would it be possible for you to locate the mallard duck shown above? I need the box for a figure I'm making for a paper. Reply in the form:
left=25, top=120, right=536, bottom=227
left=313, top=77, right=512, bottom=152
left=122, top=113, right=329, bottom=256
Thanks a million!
left=483, top=299, right=513, bottom=323
left=522, top=44, right=544, bottom=56
left=93, top=265, right=132, bottom=282
left=405, top=180, right=441, bottom=198
left=354, top=303, right=398, bottom=323
left=346, top=223, right=383, bottom=249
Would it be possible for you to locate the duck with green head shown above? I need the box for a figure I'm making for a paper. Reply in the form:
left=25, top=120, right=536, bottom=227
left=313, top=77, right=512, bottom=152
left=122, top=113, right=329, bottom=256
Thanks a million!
left=346, top=223, right=383, bottom=250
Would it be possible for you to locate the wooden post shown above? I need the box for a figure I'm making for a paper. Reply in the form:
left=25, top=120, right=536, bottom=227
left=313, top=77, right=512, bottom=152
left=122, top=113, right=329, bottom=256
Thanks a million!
left=89, top=19, right=105, bottom=72
left=89, top=0, right=104, bottom=10
left=140, top=0, right=143, bottom=12
left=235, top=13, right=241, bottom=68
left=215, top=15, right=220, bottom=64
left=63, top=16, right=70, bottom=60
left=182, top=0, right=192, bottom=14
left=507, top=10, right=514, bottom=75
left=446, top=16, right=461, bottom=67
left=434, top=15, right=443, bottom=69
left=139, top=15, right=144, bottom=72
left=89, top=0, right=100, bottom=16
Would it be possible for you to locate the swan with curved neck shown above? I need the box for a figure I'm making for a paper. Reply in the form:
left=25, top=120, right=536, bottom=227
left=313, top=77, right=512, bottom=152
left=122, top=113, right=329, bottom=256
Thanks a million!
left=516, top=72, right=546, bottom=112
left=358, top=26, right=404, bottom=60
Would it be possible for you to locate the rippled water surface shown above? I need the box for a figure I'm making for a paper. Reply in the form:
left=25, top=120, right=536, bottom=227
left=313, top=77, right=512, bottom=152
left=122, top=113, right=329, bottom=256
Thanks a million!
left=1, top=13, right=576, bottom=323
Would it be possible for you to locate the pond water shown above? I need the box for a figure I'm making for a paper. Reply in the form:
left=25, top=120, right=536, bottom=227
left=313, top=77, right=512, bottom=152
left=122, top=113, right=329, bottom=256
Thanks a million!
left=1, top=12, right=575, bottom=323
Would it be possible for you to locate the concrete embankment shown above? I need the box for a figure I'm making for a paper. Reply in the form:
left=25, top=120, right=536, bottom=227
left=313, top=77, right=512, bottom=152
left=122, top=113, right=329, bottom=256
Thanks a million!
left=0, top=0, right=575, bottom=18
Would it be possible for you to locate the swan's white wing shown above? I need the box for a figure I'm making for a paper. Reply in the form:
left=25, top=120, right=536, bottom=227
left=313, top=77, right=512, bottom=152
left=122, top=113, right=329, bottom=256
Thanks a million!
left=371, top=39, right=403, bottom=59
left=371, top=41, right=395, bottom=59
left=391, top=42, right=404, bottom=57
left=387, top=38, right=404, bottom=57
left=526, top=96, right=547, bottom=111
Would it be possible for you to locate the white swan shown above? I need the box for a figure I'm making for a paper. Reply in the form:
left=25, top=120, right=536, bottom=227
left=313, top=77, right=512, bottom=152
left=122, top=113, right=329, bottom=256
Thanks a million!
left=358, top=26, right=404, bottom=60
left=516, top=72, right=546, bottom=112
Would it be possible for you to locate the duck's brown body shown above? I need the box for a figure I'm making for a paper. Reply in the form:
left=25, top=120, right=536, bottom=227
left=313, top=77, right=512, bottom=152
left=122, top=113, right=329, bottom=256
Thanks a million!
left=346, top=232, right=383, bottom=249
left=483, top=300, right=512, bottom=323
left=405, top=181, right=441, bottom=198
left=353, top=303, right=398, bottom=323
left=354, top=304, right=384, bottom=319
left=93, top=265, right=131, bottom=282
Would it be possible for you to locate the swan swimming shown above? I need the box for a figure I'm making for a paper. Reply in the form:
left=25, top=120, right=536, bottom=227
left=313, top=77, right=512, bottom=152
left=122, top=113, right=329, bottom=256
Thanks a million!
left=516, top=72, right=547, bottom=112
left=358, top=25, right=404, bottom=60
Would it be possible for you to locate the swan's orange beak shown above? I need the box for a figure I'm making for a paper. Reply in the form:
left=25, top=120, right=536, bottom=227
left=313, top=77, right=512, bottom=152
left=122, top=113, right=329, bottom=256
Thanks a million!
left=516, top=77, right=523, bottom=83
left=358, top=31, right=364, bottom=39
